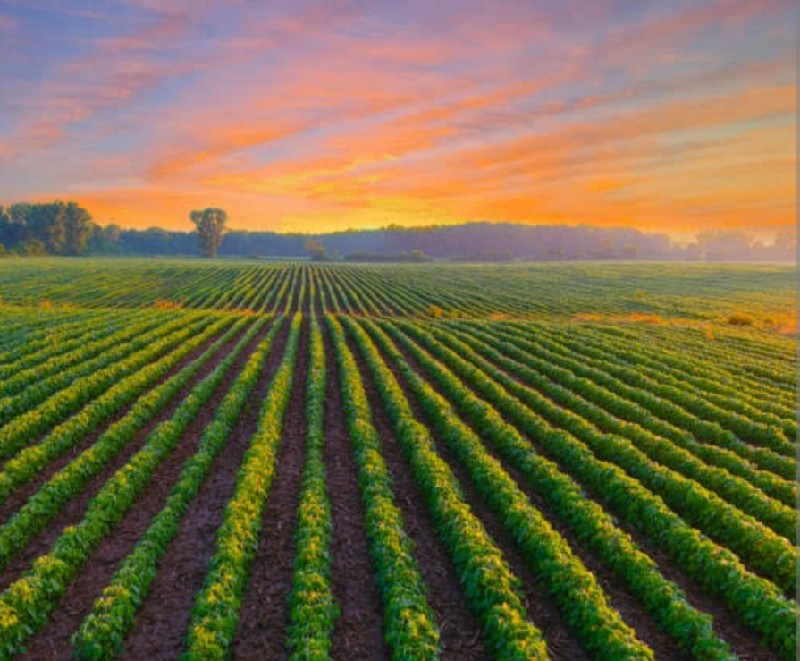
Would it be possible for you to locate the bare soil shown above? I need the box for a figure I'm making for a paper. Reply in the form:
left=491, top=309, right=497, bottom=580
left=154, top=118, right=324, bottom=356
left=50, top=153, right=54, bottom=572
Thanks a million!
left=321, top=319, right=389, bottom=660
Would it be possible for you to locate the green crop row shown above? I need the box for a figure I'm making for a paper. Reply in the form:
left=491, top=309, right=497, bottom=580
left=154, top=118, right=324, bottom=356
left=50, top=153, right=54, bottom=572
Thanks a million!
left=343, top=315, right=563, bottom=659
left=378, top=320, right=796, bottom=658
left=184, top=313, right=302, bottom=659
left=0, top=314, right=213, bottom=459
left=492, top=324, right=796, bottom=482
left=373, top=319, right=737, bottom=659
left=527, top=324, right=793, bottom=455
left=327, top=315, right=441, bottom=660
left=71, top=316, right=284, bottom=659
left=286, top=315, right=338, bottom=660
left=454, top=328, right=797, bottom=593
left=0, top=310, right=173, bottom=428
left=562, top=325, right=795, bottom=439
left=436, top=323, right=795, bottom=541
left=0, top=315, right=264, bottom=656
left=353, top=318, right=654, bottom=660
left=0, top=309, right=133, bottom=390
left=0, top=316, right=238, bottom=510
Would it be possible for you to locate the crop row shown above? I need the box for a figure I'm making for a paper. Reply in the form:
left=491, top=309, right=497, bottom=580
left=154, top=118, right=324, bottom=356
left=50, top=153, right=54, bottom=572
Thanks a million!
left=0, top=315, right=240, bottom=519
left=518, top=323, right=792, bottom=455
left=361, top=318, right=739, bottom=658
left=73, top=316, right=285, bottom=659
left=357, top=318, right=735, bottom=659
left=326, top=315, right=441, bottom=659
left=184, top=314, right=301, bottom=658
left=339, top=314, right=555, bottom=658
left=438, top=322, right=795, bottom=533
left=368, top=319, right=796, bottom=658
left=0, top=315, right=265, bottom=655
left=0, top=314, right=213, bottom=439
left=286, top=315, right=338, bottom=659
left=558, top=324, right=795, bottom=438
left=489, top=324, right=796, bottom=482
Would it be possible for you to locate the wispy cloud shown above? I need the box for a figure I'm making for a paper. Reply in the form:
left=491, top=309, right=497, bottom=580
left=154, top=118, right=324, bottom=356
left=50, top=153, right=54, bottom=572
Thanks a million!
left=0, top=0, right=794, bottom=235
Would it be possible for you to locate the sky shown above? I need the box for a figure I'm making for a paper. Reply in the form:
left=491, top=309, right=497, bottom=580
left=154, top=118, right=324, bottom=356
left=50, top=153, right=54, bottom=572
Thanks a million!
left=0, top=0, right=795, bottom=238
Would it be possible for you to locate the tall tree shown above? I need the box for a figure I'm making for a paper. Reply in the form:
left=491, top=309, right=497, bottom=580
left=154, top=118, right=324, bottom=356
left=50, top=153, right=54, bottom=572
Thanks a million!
left=190, top=208, right=227, bottom=257
left=63, top=201, right=95, bottom=255
left=304, top=237, right=326, bottom=260
left=28, top=202, right=66, bottom=254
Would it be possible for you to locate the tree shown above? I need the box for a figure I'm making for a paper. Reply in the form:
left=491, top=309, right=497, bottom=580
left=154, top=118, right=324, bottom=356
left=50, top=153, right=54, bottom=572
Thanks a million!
left=27, top=202, right=66, bottom=254
left=190, top=208, right=227, bottom=257
left=89, top=223, right=122, bottom=253
left=304, top=238, right=326, bottom=261
left=63, top=202, right=95, bottom=255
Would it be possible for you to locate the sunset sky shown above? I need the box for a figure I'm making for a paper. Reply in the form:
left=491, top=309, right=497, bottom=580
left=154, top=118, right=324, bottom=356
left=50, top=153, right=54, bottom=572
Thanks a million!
left=0, top=0, right=795, bottom=237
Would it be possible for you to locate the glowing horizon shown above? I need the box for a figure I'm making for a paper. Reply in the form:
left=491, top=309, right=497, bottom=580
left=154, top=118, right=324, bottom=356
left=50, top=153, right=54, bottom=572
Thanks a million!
left=0, top=1, right=795, bottom=238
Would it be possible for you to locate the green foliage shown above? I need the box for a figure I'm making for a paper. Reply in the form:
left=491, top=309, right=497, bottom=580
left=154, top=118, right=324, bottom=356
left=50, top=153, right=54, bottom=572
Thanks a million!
left=0, top=316, right=263, bottom=655
left=326, top=315, right=441, bottom=660
left=286, top=316, right=338, bottom=660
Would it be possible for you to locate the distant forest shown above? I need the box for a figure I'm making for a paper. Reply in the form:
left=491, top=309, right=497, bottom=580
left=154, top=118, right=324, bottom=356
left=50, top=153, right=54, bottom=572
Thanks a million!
left=0, top=200, right=795, bottom=262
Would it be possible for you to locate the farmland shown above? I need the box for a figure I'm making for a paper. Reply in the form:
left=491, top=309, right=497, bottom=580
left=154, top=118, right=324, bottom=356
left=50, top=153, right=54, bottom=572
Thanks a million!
left=0, top=259, right=795, bottom=660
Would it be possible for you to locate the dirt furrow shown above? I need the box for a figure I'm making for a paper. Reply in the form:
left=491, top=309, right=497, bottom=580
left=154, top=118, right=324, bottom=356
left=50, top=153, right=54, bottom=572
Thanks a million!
left=321, top=319, right=389, bottom=660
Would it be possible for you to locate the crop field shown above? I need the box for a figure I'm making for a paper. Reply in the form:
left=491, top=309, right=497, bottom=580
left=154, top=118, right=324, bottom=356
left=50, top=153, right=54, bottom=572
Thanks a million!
left=0, top=259, right=795, bottom=660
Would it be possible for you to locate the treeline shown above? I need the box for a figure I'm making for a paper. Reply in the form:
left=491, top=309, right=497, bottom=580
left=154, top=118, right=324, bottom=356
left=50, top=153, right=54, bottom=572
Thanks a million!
left=159, top=223, right=796, bottom=262
left=0, top=201, right=795, bottom=262
left=0, top=201, right=118, bottom=256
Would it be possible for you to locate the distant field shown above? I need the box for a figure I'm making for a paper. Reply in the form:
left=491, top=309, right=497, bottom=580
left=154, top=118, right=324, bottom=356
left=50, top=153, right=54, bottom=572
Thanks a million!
left=0, top=260, right=795, bottom=660
left=0, top=258, right=795, bottom=323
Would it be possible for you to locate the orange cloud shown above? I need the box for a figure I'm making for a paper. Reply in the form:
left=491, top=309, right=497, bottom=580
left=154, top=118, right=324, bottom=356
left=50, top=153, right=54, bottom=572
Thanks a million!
left=0, top=1, right=795, bottom=239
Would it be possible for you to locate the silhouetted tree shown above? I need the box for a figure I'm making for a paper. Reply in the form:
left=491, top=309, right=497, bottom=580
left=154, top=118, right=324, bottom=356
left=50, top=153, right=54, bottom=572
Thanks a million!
left=190, top=208, right=227, bottom=257
left=304, top=238, right=326, bottom=260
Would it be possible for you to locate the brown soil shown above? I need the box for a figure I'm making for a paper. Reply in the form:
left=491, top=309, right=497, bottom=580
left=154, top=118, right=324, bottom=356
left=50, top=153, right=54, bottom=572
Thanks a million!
left=320, top=319, right=389, bottom=660
left=16, top=317, right=277, bottom=660
left=359, top=319, right=589, bottom=661
left=0, top=321, right=232, bottom=528
left=231, top=316, right=309, bottom=658
left=452, top=327, right=780, bottom=660
left=115, top=318, right=291, bottom=660
left=342, top=326, right=486, bottom=660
